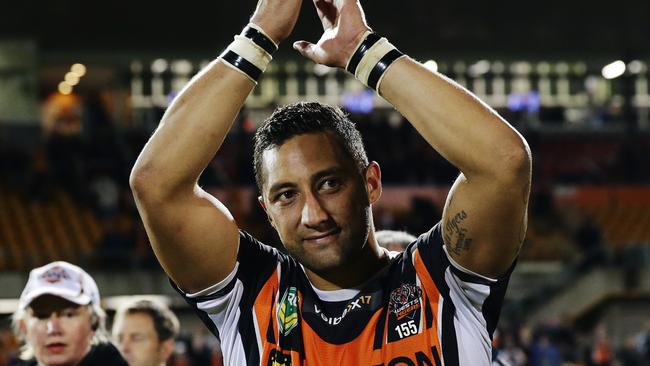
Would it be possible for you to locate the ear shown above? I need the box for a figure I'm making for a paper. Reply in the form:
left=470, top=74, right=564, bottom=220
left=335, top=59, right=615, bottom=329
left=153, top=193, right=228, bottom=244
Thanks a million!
left=365, top=161, right=382, bottom=204
left=159, top=339, right=175, bottom=361
left=89, top=311, right=99, bottom=332
left=91, top=316, right=99, bottom=332
left=258, top=195, right=275, bottom=228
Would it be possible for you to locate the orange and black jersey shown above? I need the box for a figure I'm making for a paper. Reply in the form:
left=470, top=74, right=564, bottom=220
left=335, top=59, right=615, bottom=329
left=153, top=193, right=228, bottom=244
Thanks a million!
left=172, top=223, right=515, bottom=365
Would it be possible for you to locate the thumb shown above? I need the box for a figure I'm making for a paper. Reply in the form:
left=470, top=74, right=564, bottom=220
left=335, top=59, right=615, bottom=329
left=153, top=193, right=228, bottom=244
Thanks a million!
left=293, top=41, right=321, bottom=63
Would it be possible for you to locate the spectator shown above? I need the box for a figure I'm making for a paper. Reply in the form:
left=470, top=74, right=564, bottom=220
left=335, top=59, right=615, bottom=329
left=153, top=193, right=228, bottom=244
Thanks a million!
left=375, top=230, right=416, bottom=252
left=10, top=261, right=127, bottom=366
left=591, top=324, right=613, bottom=366
left=495, top=330, right=527, bottom=366
left=112, top=299, right=180, bottom=366
left=529, top=334, right=562, bottom=366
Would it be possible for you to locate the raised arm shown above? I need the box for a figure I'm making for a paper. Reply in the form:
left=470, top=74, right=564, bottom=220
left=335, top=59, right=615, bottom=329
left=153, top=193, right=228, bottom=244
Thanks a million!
left=129, top=0, right=302, bottom=292
left=294, top=0, right=531, bottom=278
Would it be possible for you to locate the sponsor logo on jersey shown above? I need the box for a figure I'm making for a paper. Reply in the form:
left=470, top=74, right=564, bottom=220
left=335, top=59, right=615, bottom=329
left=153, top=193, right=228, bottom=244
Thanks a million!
left=277, top=287, right=300, bottom=336
left=314, top=295, right=372, bottom=325
left=39, top=266, right=72, bottom=284
left=371, top=346, right=442, bottom=366
left=389, top=283, right=423, bottom=320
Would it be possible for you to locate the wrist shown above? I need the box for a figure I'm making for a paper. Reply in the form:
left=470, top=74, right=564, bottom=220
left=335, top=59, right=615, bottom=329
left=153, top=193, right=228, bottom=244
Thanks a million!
left=332, top=29, right=372, bottom=69
left=242, top=23, right=278, bottom=55
left=219, top=23, right=278, bottom=84
left=345, top=32, right=405, bottom=93
left=249, top=19, right=286, bottom=45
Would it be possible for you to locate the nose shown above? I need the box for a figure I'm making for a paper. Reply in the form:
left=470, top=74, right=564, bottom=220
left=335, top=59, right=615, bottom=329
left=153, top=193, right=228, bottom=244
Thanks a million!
left=301, top=191, right=329, bottom=228
left=46, top=315, right=62, bottom=335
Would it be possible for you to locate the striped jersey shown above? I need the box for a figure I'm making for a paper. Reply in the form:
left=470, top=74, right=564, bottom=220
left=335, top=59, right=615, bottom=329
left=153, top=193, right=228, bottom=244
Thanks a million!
left=173, top=222, right=514, bottom=365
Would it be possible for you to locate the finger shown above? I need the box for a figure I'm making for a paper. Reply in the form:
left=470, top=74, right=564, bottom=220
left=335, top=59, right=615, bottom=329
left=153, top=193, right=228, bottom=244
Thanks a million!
left=313, top=0, right=337, bottom=29
left=293, top=41, right=323, bottom=64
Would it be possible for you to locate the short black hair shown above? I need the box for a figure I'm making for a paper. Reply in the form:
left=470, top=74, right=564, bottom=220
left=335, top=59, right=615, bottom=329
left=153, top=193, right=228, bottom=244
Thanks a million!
left=253, top=101, right=369, bottom=191
left=116, top=299, right=179, bottom=342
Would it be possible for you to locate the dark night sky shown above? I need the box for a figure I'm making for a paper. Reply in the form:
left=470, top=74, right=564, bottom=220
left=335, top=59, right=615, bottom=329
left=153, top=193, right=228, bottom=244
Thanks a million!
left=1, top=0, right=649, bottom=58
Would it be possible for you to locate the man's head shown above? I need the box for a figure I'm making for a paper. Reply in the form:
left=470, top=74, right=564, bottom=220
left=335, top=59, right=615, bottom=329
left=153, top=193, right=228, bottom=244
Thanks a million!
left=253, top=101, right=369, bottom=191
left=12, top=261, right=108, bottom=365
left=253, top=102, right=382, bottom=278
left=112, top=299, right=180, bottom=366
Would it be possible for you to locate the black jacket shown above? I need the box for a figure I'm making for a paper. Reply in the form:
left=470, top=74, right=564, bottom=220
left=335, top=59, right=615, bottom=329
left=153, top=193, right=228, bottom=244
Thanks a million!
left=10, top=342, right=128, bottom=366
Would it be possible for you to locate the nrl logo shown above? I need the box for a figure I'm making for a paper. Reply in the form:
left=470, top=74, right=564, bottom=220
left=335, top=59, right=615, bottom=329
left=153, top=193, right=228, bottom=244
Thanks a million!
left=39, top=266, right=71, bottom=284
left=389, top=283, right=423, bottom=320
left=277, top=287, right=300, bottom=336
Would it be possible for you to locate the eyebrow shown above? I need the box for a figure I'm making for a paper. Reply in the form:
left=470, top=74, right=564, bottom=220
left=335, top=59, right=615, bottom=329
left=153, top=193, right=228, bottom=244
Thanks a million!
left=267, top=181, right=297, bottom=196
left=311, top=167, right=345, bottom=183
left=267, top=167, right=345, bottom=196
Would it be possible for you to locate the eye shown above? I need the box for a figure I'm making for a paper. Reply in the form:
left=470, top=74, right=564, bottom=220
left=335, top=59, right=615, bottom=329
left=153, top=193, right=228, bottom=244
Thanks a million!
left=34, top=312, right=51, bottom=320
left=60, top=308, right=79, bottom=318
left=320, top=178, right=341, bottom=192
left=274, top=190, right=296, bottom=204
left=132, top=334, right=146, bottom=342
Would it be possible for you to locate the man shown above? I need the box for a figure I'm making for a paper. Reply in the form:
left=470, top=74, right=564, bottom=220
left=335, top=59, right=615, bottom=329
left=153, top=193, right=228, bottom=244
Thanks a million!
left=11, top=261, right=127, bottom=366
left=376, top=230, right=417, bottom=252
left=130, top=0, right=531, bottom=364
left=112, top=299, right=180, bottom=366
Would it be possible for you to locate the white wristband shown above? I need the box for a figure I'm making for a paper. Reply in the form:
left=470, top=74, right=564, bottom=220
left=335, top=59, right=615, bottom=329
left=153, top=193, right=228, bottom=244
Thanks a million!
left=219, top=34, right=273, bottom=83
left=345, top=32, right=405, bottom=91
left=355, top=38, right=395, bottom=86
left=227, top=36, right=273, bottom=71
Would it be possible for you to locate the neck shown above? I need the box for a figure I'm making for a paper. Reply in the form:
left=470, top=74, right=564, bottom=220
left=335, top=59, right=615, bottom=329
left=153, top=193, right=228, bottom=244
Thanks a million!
left=304, top=229, right=390, bottom=290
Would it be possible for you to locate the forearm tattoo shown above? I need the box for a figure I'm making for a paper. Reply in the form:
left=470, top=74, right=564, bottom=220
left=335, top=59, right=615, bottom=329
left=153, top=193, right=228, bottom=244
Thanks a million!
left=444, top=210, right=472, bottom=256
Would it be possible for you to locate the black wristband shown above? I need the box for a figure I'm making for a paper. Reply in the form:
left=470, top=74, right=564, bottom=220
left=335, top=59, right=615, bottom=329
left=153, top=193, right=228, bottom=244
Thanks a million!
left=242, top=25, right=278, bottom=55
left=346, top=33, right=381, bottom=75
left=221, top=50, right=262, bottom=81
left=367, top=49, right=404, bottom=90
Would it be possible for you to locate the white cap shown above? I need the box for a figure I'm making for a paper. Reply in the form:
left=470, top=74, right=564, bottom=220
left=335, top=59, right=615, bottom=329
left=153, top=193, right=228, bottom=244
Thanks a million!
left=19, top=261, right=101, bottom=310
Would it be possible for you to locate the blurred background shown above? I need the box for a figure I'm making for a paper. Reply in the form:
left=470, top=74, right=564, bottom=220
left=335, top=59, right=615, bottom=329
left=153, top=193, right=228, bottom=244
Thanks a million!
left=1, top=0, right=649, bottom=365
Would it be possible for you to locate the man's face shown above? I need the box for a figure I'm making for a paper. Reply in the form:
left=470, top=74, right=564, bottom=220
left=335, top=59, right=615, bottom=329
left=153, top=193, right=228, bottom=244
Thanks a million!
left=114, top=312, right=169, bottom=366
left=260, top=132, right=380, bottom=275
left=22, top=295, right=94, bottom=366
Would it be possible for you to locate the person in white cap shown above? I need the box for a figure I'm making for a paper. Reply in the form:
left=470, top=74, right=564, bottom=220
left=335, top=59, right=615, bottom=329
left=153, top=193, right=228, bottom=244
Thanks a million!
left=11, top=261, right=127, bottom=366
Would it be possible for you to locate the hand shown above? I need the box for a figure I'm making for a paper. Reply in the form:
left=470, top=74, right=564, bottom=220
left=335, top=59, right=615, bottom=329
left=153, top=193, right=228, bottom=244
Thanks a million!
left=293, top=0, right=372, bottom=68
left=250, top=0, right=303, bottom=45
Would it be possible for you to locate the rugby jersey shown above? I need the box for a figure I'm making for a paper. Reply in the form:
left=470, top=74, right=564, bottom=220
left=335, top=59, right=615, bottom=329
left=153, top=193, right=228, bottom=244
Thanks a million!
left=172, top=222, right=515, bottom=365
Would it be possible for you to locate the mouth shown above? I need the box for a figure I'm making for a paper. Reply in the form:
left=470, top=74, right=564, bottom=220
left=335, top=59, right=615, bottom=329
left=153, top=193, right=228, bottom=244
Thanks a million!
left=303, top=227, right=342, bottom=245
left=46, top=342, right=66, bottom=354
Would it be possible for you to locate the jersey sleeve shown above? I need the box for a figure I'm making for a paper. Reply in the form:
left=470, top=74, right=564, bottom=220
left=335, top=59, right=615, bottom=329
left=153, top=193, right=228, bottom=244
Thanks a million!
left=169, top=230, right=281, bottom=363
left=413, top=222, right=516, bottom=365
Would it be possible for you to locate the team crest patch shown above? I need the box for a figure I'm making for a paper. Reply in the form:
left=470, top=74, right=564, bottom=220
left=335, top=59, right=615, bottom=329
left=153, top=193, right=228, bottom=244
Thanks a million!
left=268, top=348, right=292, bottom=366
left=39, top=266, right=71, bottom=284
left=389, top=283, right=423, bottom=320
left=277, top=287, right=300, bottom=336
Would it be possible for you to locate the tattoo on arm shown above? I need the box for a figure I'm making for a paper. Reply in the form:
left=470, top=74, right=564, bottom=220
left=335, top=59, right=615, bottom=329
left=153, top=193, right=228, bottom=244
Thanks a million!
left=444, top=210, right=472, bottom=256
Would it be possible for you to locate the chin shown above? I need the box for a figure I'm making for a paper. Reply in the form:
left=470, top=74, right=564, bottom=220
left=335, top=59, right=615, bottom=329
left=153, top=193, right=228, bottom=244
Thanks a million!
left=303, top=256, right=341, bottom=272
left=305, top=246, right=353, bottom=272
left=43, top=356, right=74, bottom=366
